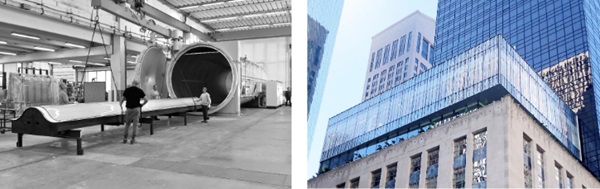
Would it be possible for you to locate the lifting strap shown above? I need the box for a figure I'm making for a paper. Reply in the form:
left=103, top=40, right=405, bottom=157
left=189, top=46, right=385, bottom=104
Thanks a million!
left=76, top=8, right=123, bottom=113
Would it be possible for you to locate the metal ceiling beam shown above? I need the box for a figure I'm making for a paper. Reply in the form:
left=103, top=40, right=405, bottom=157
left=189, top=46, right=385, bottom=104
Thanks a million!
left=0, top=46, right=112, bottom=64
left=212, top=26, right=290, bottom=41
left=92, top=0, right=173, bottom=38
left=195, top=7, right=290, bottom=21
left=0, top=5, right=112, bottom=45
left=0, top=31, right=75, bottom=49
left=125, top=0, right=216, bottom=41
left=0, top=45, right=35, bottom=54
left=178, top=0, right=281, bottom=10
left=125, top=40, right=148, bottom=54
left=75, top=65, right=136, bottom=72
left=187, top=0, right=286, bottom=14
left=0, top=34, right=61, bottom=50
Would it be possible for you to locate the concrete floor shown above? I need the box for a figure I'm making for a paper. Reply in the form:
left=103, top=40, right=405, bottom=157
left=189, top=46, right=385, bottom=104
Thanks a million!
left=0, top=107, right=291, bottom=189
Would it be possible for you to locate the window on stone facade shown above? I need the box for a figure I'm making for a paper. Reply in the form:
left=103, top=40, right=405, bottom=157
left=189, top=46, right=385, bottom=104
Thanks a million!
left=383, top=44, right=390, bottom=65
left=350, top=177, right=360, bottom=188
left=407, top=32, right=412, bottom=52
left=409, top=154, right=422, bottom=188
left=537, top=147, right=545, bottom=188
left=420, top=63, right=427, bottom=72
left=472, top=130, right=487, bottom=188
left=371, top=169, right=381, bottom=188
left=391, top=40, right=398, bottom=61
left=555, top=162, right=563, bottom=188
left=453, top=137, right=467, bottom=188
left=370, top=52, right=375, bottom=72
left=336, top=182, right=346, bottom=188
left=399, top=35, right=407, bottom=56
left=566, top=172, right=573, bottom=189
left=375, top=49, right=382, bottom=69
left=416, top=32, right=421, bottom=53
left=421, top=39, right=430, bottom=60
left=524, top=135, right=533, bottom=188
left=386, top=163, right=397, bottom=189
left=426, top=147, right=440, bottom=188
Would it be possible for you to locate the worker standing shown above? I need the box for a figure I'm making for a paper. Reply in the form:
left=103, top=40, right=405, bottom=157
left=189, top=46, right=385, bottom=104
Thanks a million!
left=199, top=87, right=212, bottom=123
left=120, top=80, right=148, bottom=144
left=58, top=83, right=75, bottom=105
left=284, top=87, right=291, bottom=106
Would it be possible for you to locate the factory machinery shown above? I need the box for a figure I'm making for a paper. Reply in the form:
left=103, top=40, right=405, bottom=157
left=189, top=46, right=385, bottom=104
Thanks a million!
left=12, top=43, right=269, bottom=155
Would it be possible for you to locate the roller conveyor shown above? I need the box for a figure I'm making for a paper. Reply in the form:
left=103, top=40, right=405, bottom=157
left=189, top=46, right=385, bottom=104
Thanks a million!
left=11, top=97, right=200, bottom=155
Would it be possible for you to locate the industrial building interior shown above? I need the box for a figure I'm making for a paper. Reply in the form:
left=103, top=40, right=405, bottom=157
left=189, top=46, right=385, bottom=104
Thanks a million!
left=0, top=0, right=291, bottom=188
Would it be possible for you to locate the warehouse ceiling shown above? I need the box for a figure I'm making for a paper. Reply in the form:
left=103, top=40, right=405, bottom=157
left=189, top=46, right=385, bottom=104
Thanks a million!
left=164, top=0, right=291, bottom=34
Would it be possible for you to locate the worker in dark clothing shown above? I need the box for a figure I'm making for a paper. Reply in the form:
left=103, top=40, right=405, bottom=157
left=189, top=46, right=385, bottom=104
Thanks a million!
left=284, top=87, right=291, bottom=106
left=119, top=80, right=148, bottom=144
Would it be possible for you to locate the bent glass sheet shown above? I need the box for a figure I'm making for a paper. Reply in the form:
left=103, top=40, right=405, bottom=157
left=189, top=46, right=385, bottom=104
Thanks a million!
left=33, top=97, right=198, bottom=123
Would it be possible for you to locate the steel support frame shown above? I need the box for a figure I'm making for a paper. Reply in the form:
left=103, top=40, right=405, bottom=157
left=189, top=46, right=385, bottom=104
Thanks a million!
left=212, top=26, right=291, bottom=41
left=124, top=0, right=216, bottom=42
left=0, top=46, right=112, bottom=64
left=92, top=0, right=172, bottom=38
left=0, top=4, right=111, bottom=44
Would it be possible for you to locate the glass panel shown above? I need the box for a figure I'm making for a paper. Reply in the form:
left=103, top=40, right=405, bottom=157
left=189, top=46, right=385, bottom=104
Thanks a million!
left=524, top=139, right=533, bottom=188
left=473, top=130, right=487, bottom=188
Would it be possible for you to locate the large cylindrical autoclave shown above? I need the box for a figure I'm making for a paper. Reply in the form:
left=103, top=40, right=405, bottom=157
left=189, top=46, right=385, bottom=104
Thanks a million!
left=166, top=43, right=238, bottom=114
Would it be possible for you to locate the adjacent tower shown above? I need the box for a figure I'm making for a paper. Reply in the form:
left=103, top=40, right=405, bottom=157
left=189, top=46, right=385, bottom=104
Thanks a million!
left=433, top=0, right=600, bottom=177
left=307, top=0, right=345, bottom=155
left=363, top=11, right=435, bottom=101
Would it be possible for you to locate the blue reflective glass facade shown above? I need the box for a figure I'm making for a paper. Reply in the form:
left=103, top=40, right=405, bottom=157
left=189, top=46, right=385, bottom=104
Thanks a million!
left=307, top=0, right=344, bottom=155
left=433, top=0, right=587, bottom=71
left=583, top=0, right=600, bottom=176
left=319, top=36, right=581, bottom=173
left=433, top=0, right=600, bottom=177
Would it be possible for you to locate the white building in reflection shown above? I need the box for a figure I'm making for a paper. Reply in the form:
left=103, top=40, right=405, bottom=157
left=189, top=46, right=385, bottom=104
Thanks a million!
left=363, top=11, right=435, bottom=101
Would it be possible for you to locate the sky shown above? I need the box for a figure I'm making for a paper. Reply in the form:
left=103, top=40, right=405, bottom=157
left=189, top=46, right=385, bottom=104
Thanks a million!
left=307, top=0, right=438, bottom=178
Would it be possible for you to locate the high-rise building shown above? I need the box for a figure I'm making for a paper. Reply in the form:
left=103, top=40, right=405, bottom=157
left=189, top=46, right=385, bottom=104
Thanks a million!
left=315, top=36, right=582, bottom=176
left=307, top=0, right=344, bottom=155
left=432, top=0, right=600, bottom=177
left=310, top=35, right=600, bottom=188
left=308, top=16, right=328, bottom=111
left=363, top=11, right=435, bottom=101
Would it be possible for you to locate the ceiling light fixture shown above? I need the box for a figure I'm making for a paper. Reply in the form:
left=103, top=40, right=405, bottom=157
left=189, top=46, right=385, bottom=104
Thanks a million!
left=0, top=51, right=17, bottom=56
left=202, top=2, right=224, bottom=6
left=34, top=46, right=55, bottom=52
left=202, top=18, right=221, bottom=22
left=180, top=5, right=200, bottom=10
left=203, top=16, right=238, bottom=23
left=220, top=16, right=238, bottom=21
left=232, top=26, right=250, bottom=30
left=0, top=41, right=7, bottom=45
left=11, top=32, right=40, bottom=40
left=103, top=57, right=110, bottom=60
left=73, top=65, right=85, bottom=68
left=47, top=62, right=62, bottom=65
left=229, top=0, right=246, bottom=3
left=127, top=61, right=137, bottom=64
left=216, top=28, right=232, bottom=32
left=265, top=11, right=289, bottom=16
left=243, top=13, right=264, bottom=18
left=65, top=43, right=85, bottom=49
left=273, top=23, right=291, bottom=27
left=253, top=24, right=270, bottom=28
left=88, top=62, right=105, bottom=66
left=69, top=60, right=83, bottom=63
